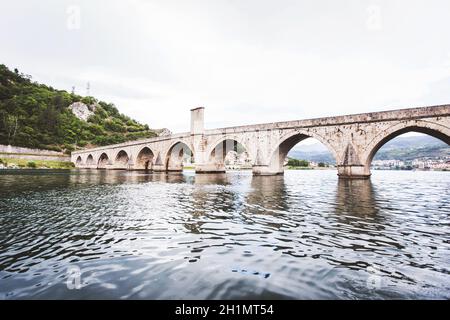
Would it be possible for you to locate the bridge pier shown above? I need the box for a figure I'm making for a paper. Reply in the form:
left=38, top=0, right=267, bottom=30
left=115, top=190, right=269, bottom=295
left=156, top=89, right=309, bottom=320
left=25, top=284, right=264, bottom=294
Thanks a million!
left=337, top=165, right=371, bottom=179
left=252, top=165, right=284, bottom=176
left=152, top=164, right=167, bottom=172
left=195, top=163, right=226, bottom=174
left=167, top=164, right=183, bottom=172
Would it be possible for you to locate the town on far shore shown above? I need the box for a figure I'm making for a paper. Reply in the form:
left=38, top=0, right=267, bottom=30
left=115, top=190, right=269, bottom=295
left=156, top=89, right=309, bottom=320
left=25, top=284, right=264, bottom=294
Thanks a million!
left=177, top=150, right=450, bottom=172
left=371, top=157, right=450, bottom=171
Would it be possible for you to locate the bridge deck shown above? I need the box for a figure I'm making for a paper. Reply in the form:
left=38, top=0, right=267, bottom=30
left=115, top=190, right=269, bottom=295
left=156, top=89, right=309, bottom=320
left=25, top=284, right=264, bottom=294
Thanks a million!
left=72, top=104, right=450, bottom=155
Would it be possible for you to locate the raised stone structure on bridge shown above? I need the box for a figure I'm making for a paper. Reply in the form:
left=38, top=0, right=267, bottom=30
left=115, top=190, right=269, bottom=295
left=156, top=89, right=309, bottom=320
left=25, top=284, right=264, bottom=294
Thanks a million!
left=71, top=104, right=450, bottom=179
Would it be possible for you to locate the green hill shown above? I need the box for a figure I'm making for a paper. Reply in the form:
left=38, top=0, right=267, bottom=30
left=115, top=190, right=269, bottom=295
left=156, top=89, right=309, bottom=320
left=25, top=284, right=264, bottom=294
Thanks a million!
left=0, top=64, right=156, bottom=154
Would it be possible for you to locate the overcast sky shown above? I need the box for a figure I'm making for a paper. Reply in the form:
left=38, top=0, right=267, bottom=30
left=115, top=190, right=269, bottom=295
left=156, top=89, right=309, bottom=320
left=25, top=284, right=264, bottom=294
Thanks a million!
left=1, top=0, right=450, bottom=134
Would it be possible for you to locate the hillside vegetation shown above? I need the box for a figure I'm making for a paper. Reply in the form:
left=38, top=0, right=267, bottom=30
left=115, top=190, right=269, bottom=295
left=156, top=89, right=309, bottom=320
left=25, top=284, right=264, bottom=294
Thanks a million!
left=0, top=64, right=156, bottom=154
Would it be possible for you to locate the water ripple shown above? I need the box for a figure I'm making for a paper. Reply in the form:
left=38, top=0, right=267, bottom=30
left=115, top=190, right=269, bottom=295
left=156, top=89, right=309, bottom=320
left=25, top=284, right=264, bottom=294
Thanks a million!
left=0, top=169, right=449, bottom=299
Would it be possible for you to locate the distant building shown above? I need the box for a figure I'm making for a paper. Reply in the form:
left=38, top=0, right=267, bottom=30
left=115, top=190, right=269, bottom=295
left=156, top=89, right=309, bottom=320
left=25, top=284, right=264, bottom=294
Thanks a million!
left=309, top=161, right=319, bottom=167
left=372, top=157, right=450, bottom=171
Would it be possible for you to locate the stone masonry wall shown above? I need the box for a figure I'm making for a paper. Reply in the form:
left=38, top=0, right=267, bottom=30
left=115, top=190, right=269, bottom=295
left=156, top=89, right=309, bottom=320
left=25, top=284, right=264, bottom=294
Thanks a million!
left=0, top=144, right=70, bottom=162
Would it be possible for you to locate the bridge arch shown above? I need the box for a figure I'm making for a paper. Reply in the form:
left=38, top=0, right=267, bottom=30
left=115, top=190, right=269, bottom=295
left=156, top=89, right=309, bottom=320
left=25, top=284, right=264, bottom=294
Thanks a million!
left=206, top=136, right=253, bottom=171
left=97, top=152, right=110, bottom=169
left=363, top=120, right=450, bottom=172
left=165, top=140, right=194, bottom=172
left=75, top=156, right=82, bottom=165
left=265, top=130, right=339, bottom=174
left=114, top=150, right=130, bottom=169
left=135, top=146, right=155, bottom=170
left=86, top=154, right=94, bottom=166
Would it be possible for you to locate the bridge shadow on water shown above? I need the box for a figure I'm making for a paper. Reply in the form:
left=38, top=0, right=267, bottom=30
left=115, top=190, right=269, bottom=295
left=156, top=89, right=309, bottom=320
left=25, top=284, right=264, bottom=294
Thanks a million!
left=334, top=179, right=380, bottom=218
left=0, top=169, right=385, bottom=217
left=0, top=169, right=386, bottom=230
left=3, top=168, right=448, bottom=299
left=332, top=179, right=389, bottom=246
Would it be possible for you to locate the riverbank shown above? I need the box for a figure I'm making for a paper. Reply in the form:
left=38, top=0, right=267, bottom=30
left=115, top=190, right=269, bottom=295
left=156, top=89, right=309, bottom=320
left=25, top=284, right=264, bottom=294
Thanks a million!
left=0, top=158, right=74, bottom=169
left=0, top=144, right=73, bottom=169
left=181, top=166, right=334, bottom=171
left=286, top=166, right=334, bottom=170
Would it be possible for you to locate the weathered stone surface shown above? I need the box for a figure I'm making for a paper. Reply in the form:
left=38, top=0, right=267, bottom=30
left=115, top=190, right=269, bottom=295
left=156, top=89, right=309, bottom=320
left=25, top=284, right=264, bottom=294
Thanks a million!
left=68, top=102, right=95, bottom=121
left=0, top=144, right=64, bottom=156
left=1, top=144, right=70, bottom=162
left=71, top=104, right=450, bottom=178
left=155, top=128, right=172, bottom=136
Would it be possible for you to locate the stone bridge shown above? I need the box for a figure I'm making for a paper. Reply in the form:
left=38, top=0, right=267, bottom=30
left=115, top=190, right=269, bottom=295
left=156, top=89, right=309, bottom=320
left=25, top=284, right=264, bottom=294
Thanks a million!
left=71, top=104, right=450, bottom=178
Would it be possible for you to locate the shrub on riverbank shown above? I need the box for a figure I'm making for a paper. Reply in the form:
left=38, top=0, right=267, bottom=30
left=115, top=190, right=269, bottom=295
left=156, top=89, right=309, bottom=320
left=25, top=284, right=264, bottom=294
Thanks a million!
left=27, top=161, right=36, bottom=168
left=0, top=158, right=74, bottom=169
left=287, top=158, right=309, bottom=167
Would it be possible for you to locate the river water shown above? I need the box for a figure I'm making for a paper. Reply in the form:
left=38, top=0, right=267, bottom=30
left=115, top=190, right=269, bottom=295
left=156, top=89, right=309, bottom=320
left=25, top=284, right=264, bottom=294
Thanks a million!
left=0, top=169, right=449, bottom=299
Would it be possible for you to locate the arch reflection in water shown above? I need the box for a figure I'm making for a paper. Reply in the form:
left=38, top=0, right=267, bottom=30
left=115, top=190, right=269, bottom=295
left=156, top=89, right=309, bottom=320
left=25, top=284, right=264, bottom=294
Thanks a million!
left=1, top=170, right=449, bottom=299
left=194, top=173, right=229, bottom=185
left=187, top=173, right=234, bottom=233
left=246, top=175, right=289, bottom=215
left=70, top=170, right=191, bottom=185
left=335, top=178, right=379, bottom=218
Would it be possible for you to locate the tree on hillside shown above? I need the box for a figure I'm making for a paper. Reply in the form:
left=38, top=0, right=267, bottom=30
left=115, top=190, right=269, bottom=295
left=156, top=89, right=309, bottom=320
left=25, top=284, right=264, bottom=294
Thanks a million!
left=0, top=64, right=156, bottom=151
left=1, top=112, right=19, bottom=145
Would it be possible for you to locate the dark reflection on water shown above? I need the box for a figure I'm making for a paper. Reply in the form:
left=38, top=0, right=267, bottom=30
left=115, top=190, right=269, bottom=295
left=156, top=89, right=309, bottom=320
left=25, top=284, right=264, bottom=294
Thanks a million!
left=0, top=169, right=449, bottom=299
